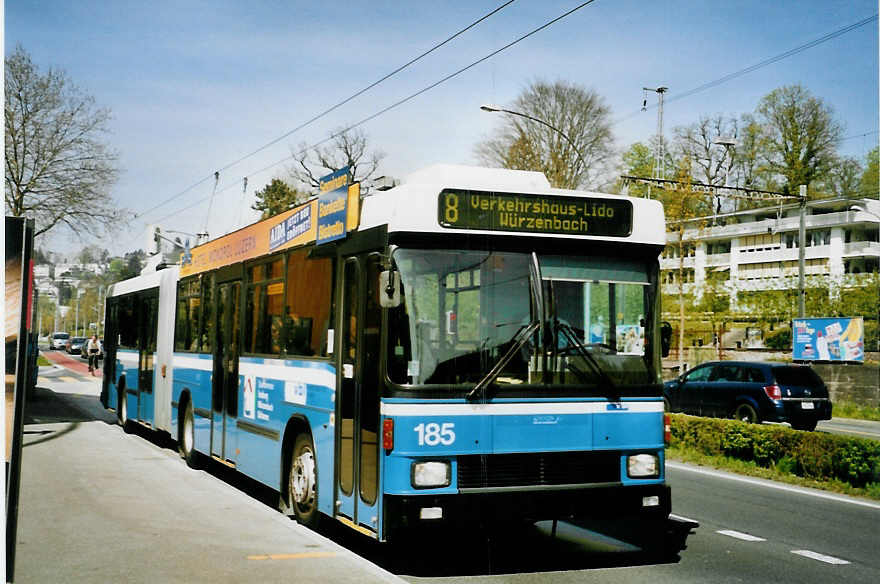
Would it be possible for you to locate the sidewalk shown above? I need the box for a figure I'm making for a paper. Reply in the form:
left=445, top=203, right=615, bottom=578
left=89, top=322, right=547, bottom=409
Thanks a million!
left=41, top=349, right=103, bottom=378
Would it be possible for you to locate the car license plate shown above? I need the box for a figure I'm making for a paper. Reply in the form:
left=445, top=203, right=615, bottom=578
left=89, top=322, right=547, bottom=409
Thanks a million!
left=801, top=402, right=815, bottom=410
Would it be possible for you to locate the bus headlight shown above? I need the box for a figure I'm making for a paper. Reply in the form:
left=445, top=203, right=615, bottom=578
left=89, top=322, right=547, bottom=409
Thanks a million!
left=627, top=454, right=660, bottom=478
left=412, top=461, right=451, bottom=488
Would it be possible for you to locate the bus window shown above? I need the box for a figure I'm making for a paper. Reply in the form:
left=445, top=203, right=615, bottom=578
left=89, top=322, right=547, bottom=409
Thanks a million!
left=285, top=250, right=333, bottom=357
left=245, top=258, right=284, bottom=356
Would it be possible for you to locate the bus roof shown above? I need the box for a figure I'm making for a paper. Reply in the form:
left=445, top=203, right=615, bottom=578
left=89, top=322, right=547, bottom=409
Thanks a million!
left=178, top=164, right=666, bottom=278
left=360, top=164, right=666, bottom=245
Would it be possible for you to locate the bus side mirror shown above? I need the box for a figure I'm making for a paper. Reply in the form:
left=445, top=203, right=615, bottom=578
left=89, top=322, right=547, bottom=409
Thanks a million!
left=379, top=270, right=401, bottom=308
left=660, top=321, right=672, bottom=358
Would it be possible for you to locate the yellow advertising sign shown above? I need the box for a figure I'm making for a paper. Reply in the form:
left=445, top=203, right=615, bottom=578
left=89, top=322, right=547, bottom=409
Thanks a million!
left=179, top=200, right=318, bottom=278
left=178, top=183, right=362, bottom=278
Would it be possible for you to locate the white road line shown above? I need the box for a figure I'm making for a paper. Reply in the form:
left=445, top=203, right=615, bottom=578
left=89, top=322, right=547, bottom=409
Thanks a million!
left=791, top=550, right=850, bottom=565
left=717, top=530, right=766, bottom=542
left=667, top=461, right=880, bottom=510
left=669, top=513, right=699, bottom=524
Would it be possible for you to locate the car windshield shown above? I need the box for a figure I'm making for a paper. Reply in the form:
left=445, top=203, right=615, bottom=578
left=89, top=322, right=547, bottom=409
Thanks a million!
left=772, top=366, right=823, bottom=387
left=54, top=333, right=69, bottom=339
left=386, top=248, right=658, bottom=393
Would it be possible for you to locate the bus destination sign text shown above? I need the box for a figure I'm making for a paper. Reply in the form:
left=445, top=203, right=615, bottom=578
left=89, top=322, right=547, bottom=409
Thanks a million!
left=438, top=190, right=633, bottom=237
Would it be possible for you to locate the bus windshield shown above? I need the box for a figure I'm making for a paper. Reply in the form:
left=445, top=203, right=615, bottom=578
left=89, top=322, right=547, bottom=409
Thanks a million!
left=386, top=248, right=658, bottom=392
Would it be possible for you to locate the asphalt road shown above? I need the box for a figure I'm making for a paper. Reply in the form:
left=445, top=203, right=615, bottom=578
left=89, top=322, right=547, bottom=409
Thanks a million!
left=12, top=358, right=880, bottom=583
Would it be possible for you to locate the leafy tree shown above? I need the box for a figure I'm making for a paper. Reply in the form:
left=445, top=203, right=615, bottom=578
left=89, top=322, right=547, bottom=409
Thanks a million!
left=290, top=126, right=384, bottom=193
left=820, top=156, right=863, bottom=199
left=859, top=147, right=878, bottom=199
left=616, top=139, right=677, bottom=197
left=251, top=178, right=305, bottom=219
left=754, top=85, right=843, bottom=196
left=617, top=142, right=654, bottom=197
left=4, top=45, right=123, bottom=238
left=475, top=79, right=614, bottom=190
left=661, top=160, right=713, bottom=372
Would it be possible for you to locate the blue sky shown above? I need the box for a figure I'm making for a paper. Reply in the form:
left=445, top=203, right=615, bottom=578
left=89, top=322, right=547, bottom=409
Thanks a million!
left=6, top=0, right=878, bottom=255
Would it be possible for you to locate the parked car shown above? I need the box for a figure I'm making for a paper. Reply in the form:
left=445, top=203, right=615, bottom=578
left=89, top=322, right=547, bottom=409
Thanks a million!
left=79, top=338, right=104, bottom=360
left=66, top=336, right=87, bottom=355
left=663, top=361, right=832, bottom=431
left=50, top=332, right=70, bottom=350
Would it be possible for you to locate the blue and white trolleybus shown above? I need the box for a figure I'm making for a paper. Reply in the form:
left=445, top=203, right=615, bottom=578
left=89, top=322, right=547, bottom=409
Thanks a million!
left=101, top=164, right=671, bottom=541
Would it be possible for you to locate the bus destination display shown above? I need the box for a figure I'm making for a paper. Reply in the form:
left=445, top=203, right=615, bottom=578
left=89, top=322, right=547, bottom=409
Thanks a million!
left=438, top=189, right=633, bottom=237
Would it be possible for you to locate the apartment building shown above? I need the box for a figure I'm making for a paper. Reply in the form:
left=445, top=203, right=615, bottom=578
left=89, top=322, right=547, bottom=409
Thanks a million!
left=660, top=197, right=880, bottom=306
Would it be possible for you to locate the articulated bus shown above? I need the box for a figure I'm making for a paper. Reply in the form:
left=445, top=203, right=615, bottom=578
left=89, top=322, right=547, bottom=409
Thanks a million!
left=101, top=164, right=670, bottom=541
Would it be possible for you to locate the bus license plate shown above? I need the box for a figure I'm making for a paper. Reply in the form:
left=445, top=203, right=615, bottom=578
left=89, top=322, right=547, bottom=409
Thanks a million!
left=801, top=402, right=815, bottom=410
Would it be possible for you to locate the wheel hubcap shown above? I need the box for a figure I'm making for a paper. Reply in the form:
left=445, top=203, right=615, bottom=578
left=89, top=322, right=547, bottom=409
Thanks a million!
left=291, top=448, right=315, bottom=507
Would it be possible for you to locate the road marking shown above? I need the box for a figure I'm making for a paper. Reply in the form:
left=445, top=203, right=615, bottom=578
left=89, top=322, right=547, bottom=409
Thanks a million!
left=717, top=530, right=766, bottom=542
left=248, top=552, right=337, bottom=561
left=791, top=550, right=850, bottom=565
left=669, top=513, right=699, bottom=524
left=667, top=462, right=880, bottom=510
left=59, top=376, right=78, bottom=383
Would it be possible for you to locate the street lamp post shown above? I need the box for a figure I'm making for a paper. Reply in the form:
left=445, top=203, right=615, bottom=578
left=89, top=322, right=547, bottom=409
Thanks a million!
left=479, top=104, right=589, bottom=172
left=713, top=136, right=738, bottom=221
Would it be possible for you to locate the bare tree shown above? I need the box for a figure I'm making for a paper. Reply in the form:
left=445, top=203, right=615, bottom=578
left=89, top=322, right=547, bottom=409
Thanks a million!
left=289, top=126, right=384, bottom=193
left=5, top=46, right=123, bottom=239
left=673, top=115, right=739, bottom=185
left=475, top=80, right=614, bottom=190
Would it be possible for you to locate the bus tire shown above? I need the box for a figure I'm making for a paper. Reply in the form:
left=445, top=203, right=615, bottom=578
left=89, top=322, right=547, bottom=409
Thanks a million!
left=289, top=433, right=319, bottom=528
left=118, top=389, right=131, bottom=433
left=180, top=401, right=201, bottom=469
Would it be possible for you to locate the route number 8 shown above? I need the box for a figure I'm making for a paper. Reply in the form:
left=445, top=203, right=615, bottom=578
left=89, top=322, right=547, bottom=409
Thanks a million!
left=443, top=193, right=459, bottom=224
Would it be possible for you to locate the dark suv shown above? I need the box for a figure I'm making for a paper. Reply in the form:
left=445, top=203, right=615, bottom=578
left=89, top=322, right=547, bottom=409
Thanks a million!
left=663, top=361, right=832, bottom=431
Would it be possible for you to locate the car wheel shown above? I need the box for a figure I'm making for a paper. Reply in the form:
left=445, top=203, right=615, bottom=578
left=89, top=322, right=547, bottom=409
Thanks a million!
left=180, top=401, right=201, bottom=468
left=791, top=419, right=817, bottom=432
left=733, top=403, right=760, bottom=424
left=288, top=433, right=319, bottom=528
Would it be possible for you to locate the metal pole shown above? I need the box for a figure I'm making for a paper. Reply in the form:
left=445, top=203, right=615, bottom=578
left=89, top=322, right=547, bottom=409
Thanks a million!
left=797, top=185, right=807, bottom=318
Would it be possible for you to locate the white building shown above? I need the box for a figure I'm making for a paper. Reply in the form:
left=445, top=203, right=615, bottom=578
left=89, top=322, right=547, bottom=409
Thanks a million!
left=661, top=197, right=880, bottom=305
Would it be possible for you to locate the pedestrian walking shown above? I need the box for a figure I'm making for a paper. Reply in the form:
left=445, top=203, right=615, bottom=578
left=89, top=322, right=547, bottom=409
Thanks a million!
left=86, top=334, right=101, bottom=375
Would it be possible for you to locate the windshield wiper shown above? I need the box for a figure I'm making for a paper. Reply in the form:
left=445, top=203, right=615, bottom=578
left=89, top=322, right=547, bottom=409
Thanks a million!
left=465, top=321, right=540, bottom=402
left=556, top=320, right=620, bottom=401
left=466, top=253, right=545, bottom=402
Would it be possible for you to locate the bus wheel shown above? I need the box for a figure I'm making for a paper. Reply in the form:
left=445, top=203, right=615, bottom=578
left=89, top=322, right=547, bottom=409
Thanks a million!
left=118, top=390, right=131, bottom=433
left=180, top=401, right=200, bottom=469
left=289, top=433, right=318, bottom=528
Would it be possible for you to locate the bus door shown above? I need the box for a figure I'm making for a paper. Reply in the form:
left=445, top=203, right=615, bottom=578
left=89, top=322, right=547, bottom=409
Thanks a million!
left=137, top=292, right=159, bottom=424
left=336, top=255, right=382, bottom=532
left=211, top=280, right=241, bottom=464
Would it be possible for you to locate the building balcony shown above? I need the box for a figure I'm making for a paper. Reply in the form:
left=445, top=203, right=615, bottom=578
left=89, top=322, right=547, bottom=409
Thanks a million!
left=660, top=256, right=695, bottom=270
left=842, top=240, right=880, bottom=258
left=670, top=209, right=878, bottom=243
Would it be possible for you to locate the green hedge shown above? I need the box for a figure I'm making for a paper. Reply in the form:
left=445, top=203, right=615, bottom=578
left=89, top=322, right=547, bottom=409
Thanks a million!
left=669, top=414, right=880, bottom=488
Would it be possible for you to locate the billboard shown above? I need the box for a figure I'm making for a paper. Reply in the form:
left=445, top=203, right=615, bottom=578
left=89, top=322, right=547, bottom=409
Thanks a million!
left=792, top=317, right=864, bottom=362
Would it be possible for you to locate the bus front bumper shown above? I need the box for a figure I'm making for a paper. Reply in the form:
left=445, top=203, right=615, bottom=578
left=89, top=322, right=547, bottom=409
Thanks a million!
left=384, top=483, right=670, bottom=535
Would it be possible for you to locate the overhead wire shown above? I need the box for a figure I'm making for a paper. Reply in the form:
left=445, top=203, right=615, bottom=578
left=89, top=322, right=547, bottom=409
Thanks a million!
left=132, top=0, right=517, bottom=222
left=150, top=0, right=601, bottom=228
left=614, top=13, right=878, bottom=125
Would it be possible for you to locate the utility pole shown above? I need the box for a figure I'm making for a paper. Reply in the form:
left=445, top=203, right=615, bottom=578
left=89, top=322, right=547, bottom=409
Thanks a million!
left=643, top=87, right=668, bottom=183
left=798, top=184, right=807, bottom=318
